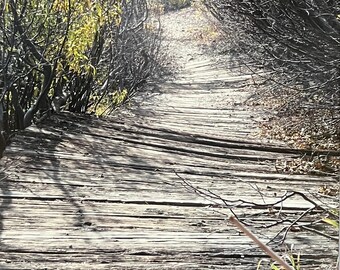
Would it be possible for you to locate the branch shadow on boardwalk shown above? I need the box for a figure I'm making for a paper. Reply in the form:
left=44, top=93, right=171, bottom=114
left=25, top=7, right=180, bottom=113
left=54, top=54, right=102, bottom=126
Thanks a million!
left=0, top=6, right=338, bottom=269
left=0, top=171, right=12, bottom=244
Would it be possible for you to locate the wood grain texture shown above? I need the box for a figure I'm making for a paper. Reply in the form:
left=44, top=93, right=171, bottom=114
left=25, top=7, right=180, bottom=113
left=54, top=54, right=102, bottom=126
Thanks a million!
left=0, top=8, right=338, bottom=270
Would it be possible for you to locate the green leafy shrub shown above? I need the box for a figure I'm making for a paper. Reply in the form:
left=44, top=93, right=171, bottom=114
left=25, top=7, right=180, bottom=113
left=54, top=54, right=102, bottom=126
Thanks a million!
left=0, top=0, right=161, bottom=139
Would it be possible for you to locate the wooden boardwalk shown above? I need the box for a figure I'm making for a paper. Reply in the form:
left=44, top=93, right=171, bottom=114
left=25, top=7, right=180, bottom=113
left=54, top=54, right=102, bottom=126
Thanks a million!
left=0, top=8, right=338, bottom=270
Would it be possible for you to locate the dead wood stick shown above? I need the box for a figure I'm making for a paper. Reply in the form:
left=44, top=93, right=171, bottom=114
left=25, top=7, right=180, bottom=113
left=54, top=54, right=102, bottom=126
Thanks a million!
left=229, top=216, right=294, bottom=270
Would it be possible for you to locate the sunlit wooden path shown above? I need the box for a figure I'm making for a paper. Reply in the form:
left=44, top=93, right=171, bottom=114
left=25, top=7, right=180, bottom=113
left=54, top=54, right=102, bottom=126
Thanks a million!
left=0, top=8, right=338, bottom=270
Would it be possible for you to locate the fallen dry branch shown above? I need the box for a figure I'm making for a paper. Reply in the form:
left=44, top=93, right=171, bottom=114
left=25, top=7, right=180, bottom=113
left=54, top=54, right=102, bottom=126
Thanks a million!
left=176, top=171, right=339, bottom=246
left=229, top=215, right=294, bottom=270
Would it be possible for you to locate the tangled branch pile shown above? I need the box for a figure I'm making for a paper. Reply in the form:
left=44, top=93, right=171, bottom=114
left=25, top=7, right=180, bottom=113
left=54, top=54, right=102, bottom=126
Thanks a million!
left=0, top=0, right=160, bottom=143
left=178, top=173, right=339, bottom=269
left=204, top=0, right=340, bottom=148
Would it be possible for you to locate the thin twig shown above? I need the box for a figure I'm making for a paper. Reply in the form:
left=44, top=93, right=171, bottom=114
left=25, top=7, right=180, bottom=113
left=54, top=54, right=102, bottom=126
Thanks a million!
left=301, top=225, right=339, bottom=242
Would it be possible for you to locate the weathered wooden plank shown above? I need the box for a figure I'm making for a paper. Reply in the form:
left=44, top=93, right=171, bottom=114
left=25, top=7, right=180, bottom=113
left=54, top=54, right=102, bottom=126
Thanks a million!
left=0, top=7, right=338, bottom=269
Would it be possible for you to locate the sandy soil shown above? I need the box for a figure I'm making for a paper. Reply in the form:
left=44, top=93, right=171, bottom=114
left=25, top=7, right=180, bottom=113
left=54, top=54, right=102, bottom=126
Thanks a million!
left=160, top=6, right=221, bottom=73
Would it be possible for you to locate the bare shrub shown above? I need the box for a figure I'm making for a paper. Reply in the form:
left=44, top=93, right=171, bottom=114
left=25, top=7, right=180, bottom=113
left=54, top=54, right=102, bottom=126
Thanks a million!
left=204, top=0, right=340, bottom=147
left=0, top=0, right=162, bottom=142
